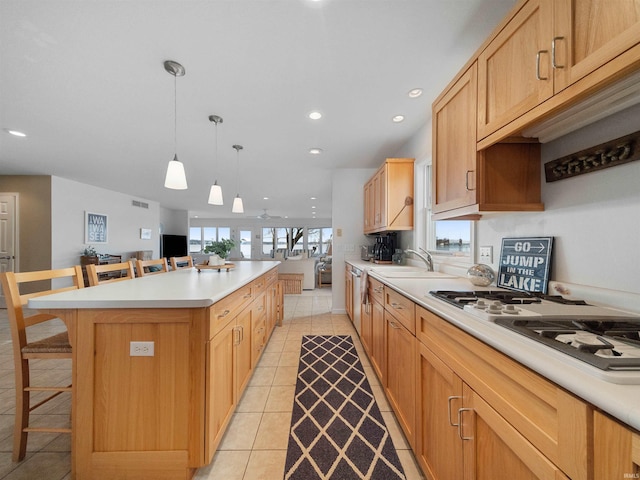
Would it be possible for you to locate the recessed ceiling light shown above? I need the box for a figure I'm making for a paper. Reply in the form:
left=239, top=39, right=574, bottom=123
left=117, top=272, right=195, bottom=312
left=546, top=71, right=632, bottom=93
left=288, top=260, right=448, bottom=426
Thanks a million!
left=312, top=206, right=316, bottom=209
left=408, top=88, right=423, bottom=98
left=308, top=111, right=322, bottom=120
left=392, top=115, right=405, bottom=123
left=310, top=197, right=317, bottom=200
left=5, top=129, right=27, bottom=137
left=309, top=148, right=323, bottom=155
left=263, top=197, right=269, bottom=200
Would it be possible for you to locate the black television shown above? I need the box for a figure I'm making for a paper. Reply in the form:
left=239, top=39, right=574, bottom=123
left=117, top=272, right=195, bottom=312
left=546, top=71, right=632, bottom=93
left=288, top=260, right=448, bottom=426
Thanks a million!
left=160, top=234, right=188, bottom=259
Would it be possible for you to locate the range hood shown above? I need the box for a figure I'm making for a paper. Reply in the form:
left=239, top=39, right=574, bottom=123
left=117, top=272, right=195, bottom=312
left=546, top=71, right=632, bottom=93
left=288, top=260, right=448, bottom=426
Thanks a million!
left=522, top=69, right=640, bottom=143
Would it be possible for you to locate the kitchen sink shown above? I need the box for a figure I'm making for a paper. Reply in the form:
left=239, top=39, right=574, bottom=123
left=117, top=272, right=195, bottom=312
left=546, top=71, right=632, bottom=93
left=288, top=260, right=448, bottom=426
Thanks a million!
left=368, top=267, right=457, bottom=279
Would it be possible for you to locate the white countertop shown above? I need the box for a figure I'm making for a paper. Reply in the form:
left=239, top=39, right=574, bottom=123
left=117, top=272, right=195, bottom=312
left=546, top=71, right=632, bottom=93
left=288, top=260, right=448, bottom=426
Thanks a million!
left=346, top=260, right=640, bottom=432
left=29, top=261, right=280, bottom=310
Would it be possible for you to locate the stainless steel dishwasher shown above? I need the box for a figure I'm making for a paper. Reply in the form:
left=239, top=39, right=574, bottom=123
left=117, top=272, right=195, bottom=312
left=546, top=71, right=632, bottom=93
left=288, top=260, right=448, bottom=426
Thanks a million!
left=351, top=266, right=362, bottom=335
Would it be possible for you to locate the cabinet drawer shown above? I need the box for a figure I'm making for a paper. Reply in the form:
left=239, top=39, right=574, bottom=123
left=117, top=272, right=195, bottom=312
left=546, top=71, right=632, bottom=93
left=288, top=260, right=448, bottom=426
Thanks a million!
left=368, top=277, right=385, bottom=305
left=384, top=288, right=415, bottom=335
left=252, top=275, right=267, bottom=296
left=209, top=284, right=253, bottom=338
left=416, top=305, right=590, bottom=480
left=264, top=268, right=278, bottom=286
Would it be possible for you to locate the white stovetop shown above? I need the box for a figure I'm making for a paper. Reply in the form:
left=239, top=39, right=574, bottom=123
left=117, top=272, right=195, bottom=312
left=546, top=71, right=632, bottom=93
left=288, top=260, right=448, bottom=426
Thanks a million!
left=346, top=260, right=640, bottom=432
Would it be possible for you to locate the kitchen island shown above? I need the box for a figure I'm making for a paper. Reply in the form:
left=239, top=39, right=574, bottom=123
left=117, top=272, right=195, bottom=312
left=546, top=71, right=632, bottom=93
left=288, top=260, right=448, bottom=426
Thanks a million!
left=29, top=261, right=281, bottom=480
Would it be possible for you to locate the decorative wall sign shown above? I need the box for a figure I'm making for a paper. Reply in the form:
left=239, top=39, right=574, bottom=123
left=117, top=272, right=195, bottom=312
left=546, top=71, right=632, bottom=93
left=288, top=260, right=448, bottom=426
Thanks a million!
left=140, top=228, right=152, bottom=240
left=85, top=212, right=108, bottom=244
left=545, top=130, right=639, bottom=182
left=498, top=237, right=553, bottom=294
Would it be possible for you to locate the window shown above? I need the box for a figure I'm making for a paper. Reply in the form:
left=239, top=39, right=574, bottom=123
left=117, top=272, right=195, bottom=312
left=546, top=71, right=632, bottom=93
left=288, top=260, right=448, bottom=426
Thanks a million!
left=419, top=162, right=474, bottom=262
left=239, top=229, right=252, bottom=259
left=262, top=227, right=287, bottom=256
left=189, top=227, right=231, bottom=253
left=308, top=227, right=333, bottom=256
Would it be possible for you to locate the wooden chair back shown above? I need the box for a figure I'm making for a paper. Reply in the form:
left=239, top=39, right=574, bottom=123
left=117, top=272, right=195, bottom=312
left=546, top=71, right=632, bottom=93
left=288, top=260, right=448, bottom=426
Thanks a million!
left=86, top=261, right=136, bottom=286
left=135, top=258, right=169, bottom=277
left=0, top=265, right=84, bottom=461
left=170, top=255, right=193, bottom=270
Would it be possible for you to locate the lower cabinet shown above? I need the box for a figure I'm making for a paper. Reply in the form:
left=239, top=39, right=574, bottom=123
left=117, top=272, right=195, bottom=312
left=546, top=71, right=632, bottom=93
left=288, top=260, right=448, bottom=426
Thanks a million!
left=370, top=296, right=386, bottom=383
left=384, top=310, right=416, bottom=449
left=345, top=265, right=353, bottom=320
left=593, top=410, right=640, bottom=479
left=360, top=297, right=373, bottom=356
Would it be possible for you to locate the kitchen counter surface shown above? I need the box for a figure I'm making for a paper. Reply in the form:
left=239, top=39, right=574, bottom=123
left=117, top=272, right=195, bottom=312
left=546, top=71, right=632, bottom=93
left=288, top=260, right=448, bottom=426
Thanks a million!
left=29, top=261, right=281, bottom=309
left=346, top=260, right=640, bottom=432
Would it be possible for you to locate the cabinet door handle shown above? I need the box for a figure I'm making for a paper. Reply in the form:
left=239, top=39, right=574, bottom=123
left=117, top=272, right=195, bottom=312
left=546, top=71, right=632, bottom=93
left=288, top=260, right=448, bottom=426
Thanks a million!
left=390, top=302, right=403, bottom=310
left=457, top=408, right=473, bottom=441
left=218, top=309, right=231, bottom=318
left=536, top=50, right=549, bottom=80
left=465, top=170, right=475, bottom=191
left=552, top=36, right=564, bottom=69
left=447, top=396, right=462, bottom=426
left=233, top=326, right=240, bottom=346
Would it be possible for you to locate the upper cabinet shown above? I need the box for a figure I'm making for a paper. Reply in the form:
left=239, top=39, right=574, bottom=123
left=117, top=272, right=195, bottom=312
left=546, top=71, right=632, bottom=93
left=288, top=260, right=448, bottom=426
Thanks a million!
left=434, top=0, right=640, bottom=219
left=364, top=158, right=414, bottom=234
left=478, top=0, right=640, bottom=143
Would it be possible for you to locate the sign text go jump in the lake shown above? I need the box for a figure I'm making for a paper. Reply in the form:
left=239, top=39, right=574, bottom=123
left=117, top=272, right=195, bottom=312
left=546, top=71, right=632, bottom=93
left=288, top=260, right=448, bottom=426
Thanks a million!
left=498, top=237, right=553, bottom=293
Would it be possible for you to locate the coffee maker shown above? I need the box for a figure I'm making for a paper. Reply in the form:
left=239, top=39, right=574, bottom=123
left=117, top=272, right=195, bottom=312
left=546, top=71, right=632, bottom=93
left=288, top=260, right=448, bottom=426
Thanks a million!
left=374, top=234, right=396, bottom=263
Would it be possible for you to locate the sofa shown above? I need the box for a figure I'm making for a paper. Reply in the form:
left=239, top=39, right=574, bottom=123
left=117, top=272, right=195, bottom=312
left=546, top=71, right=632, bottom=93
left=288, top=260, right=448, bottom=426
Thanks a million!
left=277, top=256, right=317, bottom=290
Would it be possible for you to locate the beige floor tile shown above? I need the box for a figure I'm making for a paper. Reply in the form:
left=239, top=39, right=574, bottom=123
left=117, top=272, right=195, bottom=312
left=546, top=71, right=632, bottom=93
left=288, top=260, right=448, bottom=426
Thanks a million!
left=263, top=340, right=285, bottom=354
left=257, top=352, right=280, bottom=367
left=282, top=339, right=302, bottom=352
left=363, top=366, right=381, bottom=386
left=243, top=450, right=287, bottom=479
left=0, top=452, right=71, bottom=480
left=252, top=412, right=292, bottom=450
left=371, top=385, right=392, bottom=412
left=396, top=449, right=426, bottom=479
left=278, top=351, right=300, bottom=367
left=218, top=413, right=262, bottom=450
left=195, top=450, right=251, bottom=480
left=237, top=386, right=270, bottom=413
left=264, top=385, right=295, bottom=412
left=248, top=367, right=276, bottom=387
left=381, top=411, right=410, bottom=450
left=272, top=366, right=299, bottom=386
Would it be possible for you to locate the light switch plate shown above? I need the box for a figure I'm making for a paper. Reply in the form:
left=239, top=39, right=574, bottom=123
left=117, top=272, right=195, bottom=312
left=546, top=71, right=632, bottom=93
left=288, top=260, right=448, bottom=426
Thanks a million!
left=479, top=246, right=493, bottom=264
left=130, top=341, right=154, bottom=357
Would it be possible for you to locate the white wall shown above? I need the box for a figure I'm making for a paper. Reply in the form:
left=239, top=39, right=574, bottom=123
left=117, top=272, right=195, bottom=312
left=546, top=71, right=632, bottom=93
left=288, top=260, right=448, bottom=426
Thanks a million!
left=51, top=177, right=162, bottom=268
left=476, top=104, right=640, bottom=295
left=161, top=207, right=189, bottom=235
left=331, top=168, right=377, bottom=313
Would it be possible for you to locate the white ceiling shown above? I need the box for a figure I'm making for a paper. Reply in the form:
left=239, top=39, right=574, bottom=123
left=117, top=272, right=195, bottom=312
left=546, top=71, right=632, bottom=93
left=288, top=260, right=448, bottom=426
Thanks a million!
left=0, top=0, right=517, bottom=220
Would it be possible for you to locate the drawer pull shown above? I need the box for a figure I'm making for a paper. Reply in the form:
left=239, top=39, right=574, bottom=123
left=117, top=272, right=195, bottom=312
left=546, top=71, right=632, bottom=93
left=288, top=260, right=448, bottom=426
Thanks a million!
left=389, top=321, right=401, bottom=330
left=447, top=396, right=462, bottom=427
left=536, top=50, right=548, bottom=80
left=218, top=309, right=231, bottom=318
left=458, top=408, right=473, bottom=441
left=374, top=287, right=383, bottom=293
left=243, top=293, right=252, bottom=299
left=552, top=36, right=564, bottom=69
left=391, top=302, right=403, bottom=310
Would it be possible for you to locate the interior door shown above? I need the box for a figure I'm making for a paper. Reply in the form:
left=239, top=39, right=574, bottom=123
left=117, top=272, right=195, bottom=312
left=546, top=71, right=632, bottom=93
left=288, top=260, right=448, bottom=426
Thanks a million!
left=0, top=193, right=17, bottom=307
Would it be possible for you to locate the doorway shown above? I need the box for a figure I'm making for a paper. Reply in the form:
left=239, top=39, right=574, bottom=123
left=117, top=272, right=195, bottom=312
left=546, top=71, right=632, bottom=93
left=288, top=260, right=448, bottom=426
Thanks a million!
left=0, top=193, right=18, bottom=307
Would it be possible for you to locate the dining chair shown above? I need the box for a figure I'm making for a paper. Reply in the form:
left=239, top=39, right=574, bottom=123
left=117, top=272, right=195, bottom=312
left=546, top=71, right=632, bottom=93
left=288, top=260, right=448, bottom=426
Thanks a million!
left=169, top=255, right=193, bottom=270
left=86, top=261, right=136, bottom=286
left=0, top=265, right=84, bottom=462
left=135, top=258, right=169, bottom=277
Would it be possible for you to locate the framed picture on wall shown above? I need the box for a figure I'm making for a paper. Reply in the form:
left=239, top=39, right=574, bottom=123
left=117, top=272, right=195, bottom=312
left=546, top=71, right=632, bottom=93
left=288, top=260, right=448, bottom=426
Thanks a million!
left=140, top=228, right=152, bottom=240
left=85, top=212, right=108, bottom=244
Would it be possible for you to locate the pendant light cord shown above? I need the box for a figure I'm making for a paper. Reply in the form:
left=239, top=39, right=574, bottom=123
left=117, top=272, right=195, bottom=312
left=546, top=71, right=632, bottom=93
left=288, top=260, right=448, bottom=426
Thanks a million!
left=174, top=74, right=177, bottom=156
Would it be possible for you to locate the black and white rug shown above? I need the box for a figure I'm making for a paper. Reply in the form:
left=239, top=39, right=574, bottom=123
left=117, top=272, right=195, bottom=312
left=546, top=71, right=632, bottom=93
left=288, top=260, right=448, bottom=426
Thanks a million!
left=284, top=335, right=406, bottom=480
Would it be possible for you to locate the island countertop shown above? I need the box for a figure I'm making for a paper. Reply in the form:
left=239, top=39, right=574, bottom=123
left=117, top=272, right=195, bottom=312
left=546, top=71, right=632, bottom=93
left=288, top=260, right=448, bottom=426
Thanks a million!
left=29, top=261, right=281, bottom=310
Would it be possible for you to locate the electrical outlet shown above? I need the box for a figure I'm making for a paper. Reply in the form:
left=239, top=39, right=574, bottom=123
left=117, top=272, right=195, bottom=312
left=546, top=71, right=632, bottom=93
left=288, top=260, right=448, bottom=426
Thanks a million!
left=130, top=341, right=154, bottom=357
left=479, top=246, right=493, bottom=264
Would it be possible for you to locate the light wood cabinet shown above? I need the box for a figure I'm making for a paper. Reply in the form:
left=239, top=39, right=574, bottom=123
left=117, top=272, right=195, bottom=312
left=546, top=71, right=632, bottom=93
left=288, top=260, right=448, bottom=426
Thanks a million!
left=360, top=295, right=373, bottom=356
left=370, top=291, right=386, bottom=384
left=477, top=0, right=555, bottom=139
left=363, top=158, right=414, bottom=234
left=416, top=304, right=590, bottom=480
left=433, top=62, right=544, bottom=220
left=477, top=0, right=640, bottom=143
left=384, top=309, right=416, bottom=449
left=593, top=410, right=640, bottom=479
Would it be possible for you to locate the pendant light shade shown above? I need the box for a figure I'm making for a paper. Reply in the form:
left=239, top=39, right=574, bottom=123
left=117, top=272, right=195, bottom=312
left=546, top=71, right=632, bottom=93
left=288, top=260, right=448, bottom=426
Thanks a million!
left=207, top=115, right=224, bottom=205
left=165, top=154, right=188, bottom=189
left=232, top=144, right=244, bottom=214
left=163, top=60, right=188, bottom=190
left=232, top=194, right=244, bottom=213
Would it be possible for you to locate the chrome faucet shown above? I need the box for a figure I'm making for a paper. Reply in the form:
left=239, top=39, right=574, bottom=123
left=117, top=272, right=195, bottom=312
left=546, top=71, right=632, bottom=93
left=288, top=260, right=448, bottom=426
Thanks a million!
left=404, top=247, right=434, bottom=271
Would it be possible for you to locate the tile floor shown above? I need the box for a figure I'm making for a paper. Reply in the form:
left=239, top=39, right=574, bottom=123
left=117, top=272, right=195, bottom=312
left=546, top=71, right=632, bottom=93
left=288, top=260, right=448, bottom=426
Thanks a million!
left=0, top=289, right=424, bottom=480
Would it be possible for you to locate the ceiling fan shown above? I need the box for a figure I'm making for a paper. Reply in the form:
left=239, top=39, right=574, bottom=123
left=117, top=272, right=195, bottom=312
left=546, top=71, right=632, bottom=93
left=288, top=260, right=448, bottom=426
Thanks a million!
left=255, top=209, right=282, bottom=220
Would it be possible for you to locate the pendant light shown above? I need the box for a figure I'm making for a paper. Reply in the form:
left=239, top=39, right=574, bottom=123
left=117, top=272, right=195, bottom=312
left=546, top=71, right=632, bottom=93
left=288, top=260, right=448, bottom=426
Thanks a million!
left=163, top=60, right=188, bottom=190
left=231, top=144, right=244, bottom=213
left=207, top=115, right=224, bottom=205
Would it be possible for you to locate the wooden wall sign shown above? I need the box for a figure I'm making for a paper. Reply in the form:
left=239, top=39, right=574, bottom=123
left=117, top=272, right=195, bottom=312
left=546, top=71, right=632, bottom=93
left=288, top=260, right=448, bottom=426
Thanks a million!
left=544, top=130, right=639, bottom=182
left=497, top=237, right=553, bottom=294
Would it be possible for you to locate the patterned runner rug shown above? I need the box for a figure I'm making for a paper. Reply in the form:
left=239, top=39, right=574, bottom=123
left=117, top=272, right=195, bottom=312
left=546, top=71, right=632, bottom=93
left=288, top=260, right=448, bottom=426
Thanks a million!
left=284, top=335, right=406, bottom=480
